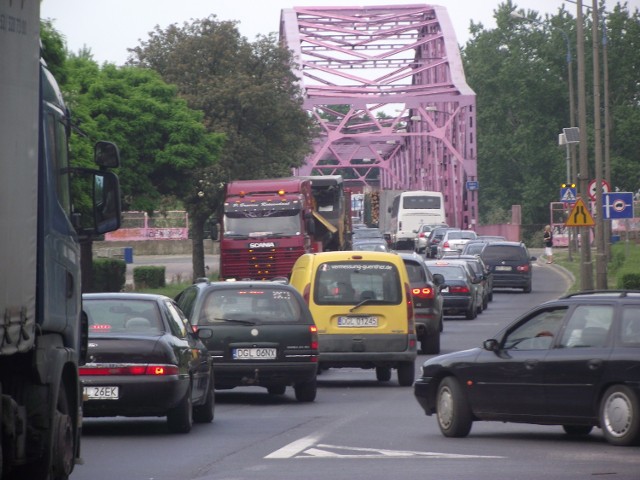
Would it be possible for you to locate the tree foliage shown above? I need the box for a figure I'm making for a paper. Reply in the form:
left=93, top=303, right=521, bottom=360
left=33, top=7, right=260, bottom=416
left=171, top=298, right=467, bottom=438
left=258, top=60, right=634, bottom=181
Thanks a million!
left=128, top=16, right=314, bottom=184
left=463, top=1, right=640, bottom=225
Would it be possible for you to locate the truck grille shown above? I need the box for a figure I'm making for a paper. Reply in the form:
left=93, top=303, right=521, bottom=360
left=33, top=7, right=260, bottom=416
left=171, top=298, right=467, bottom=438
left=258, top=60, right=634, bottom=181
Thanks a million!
left=221, top=247, right=306, bottom=280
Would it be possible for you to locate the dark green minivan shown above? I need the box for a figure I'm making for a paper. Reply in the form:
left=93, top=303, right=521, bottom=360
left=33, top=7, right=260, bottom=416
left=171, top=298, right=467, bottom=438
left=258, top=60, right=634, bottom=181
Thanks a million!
left=175, top=280, right=318, bottom=402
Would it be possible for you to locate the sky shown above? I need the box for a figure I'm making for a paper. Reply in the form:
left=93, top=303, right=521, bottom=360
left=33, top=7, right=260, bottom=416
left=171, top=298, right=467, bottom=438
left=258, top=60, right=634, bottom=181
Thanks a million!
left=40, top=0, right=639, bottom=66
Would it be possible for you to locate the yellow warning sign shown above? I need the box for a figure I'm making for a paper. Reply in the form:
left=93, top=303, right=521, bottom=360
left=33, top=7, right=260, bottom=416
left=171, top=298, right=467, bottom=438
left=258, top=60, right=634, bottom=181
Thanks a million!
left=565, top=198, right=595, bottom=227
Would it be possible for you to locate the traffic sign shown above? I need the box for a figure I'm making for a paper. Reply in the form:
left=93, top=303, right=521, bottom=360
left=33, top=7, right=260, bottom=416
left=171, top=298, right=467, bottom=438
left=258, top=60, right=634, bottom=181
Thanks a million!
left=560, top=187, right=577, bottom=203
left=565, top=198, right=595, bottom=227
left=588, top=179, right=611, bottom=200
left=602, top=192, right=634, bottom=219
left=466, top=181, right=479, bottom=191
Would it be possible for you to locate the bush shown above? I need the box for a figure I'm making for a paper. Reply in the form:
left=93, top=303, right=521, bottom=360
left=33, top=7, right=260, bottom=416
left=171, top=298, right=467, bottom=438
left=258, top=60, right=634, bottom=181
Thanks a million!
left=617, top=273, right=640, bottom=290
left=133, top=266, right=166, bottom=289
left=92, top=258, right=126, bottom=292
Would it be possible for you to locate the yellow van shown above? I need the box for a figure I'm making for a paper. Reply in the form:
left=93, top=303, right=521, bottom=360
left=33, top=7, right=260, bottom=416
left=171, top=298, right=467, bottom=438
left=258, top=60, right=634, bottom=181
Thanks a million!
left=289, top=251, right=417, bottom=386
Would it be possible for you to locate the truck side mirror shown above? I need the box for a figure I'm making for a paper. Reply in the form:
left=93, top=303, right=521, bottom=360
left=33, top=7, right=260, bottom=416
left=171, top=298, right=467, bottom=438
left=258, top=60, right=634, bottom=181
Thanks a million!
left=94, top=141, right=120, bottom=169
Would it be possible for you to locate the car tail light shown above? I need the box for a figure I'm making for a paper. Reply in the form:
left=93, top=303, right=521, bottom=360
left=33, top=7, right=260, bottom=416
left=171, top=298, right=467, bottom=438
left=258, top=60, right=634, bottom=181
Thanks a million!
left=412, top=287, right=434, bottom=299
left=419, top=232, right=426, bottom=238
left=79, top=364, right=180, bottom=376
left=309, top=325, right=319, bottom=361
left=443, top=241, right=450, bottom=249
left=449, top=285, right=470, bottom=294
left=404, top=282, right=415, bottom=331
left=517, top=264, right=530, bottom=272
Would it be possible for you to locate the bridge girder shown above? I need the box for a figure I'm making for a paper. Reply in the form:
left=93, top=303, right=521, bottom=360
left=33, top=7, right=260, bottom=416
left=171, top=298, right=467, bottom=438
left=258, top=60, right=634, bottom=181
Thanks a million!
left=280, top=4, right=477, bottom=228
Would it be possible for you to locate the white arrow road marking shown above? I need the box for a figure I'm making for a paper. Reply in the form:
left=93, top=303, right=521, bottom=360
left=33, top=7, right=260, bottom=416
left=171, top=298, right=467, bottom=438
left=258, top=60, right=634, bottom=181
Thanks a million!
left=267, top=440, right=504, bottom=459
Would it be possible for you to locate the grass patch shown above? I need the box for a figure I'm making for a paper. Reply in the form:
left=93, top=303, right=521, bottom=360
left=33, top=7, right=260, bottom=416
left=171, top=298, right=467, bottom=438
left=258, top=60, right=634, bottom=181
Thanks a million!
left=553, top=242, right=640, bottom=293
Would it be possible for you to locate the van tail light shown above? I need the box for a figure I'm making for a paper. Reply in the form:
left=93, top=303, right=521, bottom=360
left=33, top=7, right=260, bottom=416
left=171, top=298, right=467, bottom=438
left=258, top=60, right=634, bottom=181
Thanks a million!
left=404, top=282, right=415, bottom=331
left=79, top=364, right=179, bottom=376
left=309, top=325, right=319, bottom=362
left=302, top=283, right=311, bottom=304
left=449, top=285, right=470, bottom=294
left=516, top=264, right=530, bottom=272
left=412, top=287, right=434, bottom=299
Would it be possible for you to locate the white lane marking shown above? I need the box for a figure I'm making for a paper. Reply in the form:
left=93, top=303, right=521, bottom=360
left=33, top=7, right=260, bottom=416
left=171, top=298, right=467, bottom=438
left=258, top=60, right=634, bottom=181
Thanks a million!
left=265, top=434, right=322, bottom=459
left=267, top=442, right=504, bottom=459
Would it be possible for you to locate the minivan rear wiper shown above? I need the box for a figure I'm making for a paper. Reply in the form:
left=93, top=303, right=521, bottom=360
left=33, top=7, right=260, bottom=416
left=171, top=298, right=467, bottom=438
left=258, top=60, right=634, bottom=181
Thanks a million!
left=350, top=299, right=376, bottom=312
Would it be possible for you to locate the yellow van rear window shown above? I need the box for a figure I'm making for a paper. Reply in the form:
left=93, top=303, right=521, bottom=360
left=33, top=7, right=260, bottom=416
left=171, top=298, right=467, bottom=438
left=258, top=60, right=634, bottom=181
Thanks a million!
left=314, top=261, right=402, bottom=305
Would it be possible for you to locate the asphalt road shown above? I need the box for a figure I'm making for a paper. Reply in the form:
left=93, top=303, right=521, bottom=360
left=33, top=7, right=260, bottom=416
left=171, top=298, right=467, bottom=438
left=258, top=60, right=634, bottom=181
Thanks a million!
left=73, top=258, right=640, bottom=480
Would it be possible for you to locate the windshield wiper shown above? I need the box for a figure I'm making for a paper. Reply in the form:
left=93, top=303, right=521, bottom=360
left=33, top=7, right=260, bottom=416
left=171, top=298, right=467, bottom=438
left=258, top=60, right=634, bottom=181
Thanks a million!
left=223, top=234, right=249, bottom=239
left=350, top=298, right=377, bottom=312
left=214, top=317, right=256, bottom=325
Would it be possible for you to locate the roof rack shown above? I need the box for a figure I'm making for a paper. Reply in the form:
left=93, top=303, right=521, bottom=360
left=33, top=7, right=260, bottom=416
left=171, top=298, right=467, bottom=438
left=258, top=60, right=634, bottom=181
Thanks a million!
left=560, top=290, right=640, bottom=299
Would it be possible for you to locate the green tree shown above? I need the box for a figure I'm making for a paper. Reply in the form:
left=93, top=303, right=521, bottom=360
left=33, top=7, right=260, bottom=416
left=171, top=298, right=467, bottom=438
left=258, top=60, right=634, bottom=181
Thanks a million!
left=128, top=16, right=315, bottom=276
left=463, top=1, right=640, bottom=227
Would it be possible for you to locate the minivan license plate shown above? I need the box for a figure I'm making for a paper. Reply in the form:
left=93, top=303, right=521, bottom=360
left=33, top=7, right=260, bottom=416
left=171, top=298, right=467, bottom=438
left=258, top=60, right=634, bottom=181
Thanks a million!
left=338, top=316, right=378, bottom=327
left=233, top=348, right=277, bottom=360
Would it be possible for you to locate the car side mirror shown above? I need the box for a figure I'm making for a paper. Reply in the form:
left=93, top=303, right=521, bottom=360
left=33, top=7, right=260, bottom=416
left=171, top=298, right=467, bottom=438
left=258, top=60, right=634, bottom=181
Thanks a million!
left=483, top=339, right=500, bottom=351
left=197, top=328, right=213, bottom=339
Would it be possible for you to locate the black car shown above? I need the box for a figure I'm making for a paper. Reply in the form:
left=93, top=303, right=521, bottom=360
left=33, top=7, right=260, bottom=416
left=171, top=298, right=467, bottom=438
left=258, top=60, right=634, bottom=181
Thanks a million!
left=425, top=260, right=481, bottom=319
left=456, top=254, right=493, bottom=306
left=81, top=293, right=214, bottom=433
left=175, top=280, right=319, bottom=402
left=480, top=241, right=536, bottom=293
left=414, top=291, right=640, bottom=446
left=399, top=252, right=445, bottom=354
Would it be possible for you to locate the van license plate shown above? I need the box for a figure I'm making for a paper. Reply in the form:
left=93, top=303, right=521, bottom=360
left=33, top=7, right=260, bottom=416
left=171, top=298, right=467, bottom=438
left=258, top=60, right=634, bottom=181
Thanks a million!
left=233, top=348, right=277, bottom=360
left=338, top=316, right=378, bottom=327
left=84, top=386, right=119, bottom=400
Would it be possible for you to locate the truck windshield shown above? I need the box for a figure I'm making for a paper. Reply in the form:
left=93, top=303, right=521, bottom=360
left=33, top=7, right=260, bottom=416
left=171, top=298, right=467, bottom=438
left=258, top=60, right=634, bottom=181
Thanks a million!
left=224, top=210, right=301, bottom=237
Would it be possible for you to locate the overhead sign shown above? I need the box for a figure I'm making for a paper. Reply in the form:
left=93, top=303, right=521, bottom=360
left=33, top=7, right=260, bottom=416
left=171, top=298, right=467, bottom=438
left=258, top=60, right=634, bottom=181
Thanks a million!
left=466, top=181, right=479, bottom=191
left=560, top=187, right=577, bottom=203
left=565, top=198, right=595, bottom=227
left=602, top=192, right=634, bottom=219
left=588, top=179, right=611, bottom=200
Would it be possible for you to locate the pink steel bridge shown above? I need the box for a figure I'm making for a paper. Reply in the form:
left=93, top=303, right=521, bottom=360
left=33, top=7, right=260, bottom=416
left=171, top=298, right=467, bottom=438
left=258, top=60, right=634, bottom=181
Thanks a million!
left=280, top=4, right=477, bottom=229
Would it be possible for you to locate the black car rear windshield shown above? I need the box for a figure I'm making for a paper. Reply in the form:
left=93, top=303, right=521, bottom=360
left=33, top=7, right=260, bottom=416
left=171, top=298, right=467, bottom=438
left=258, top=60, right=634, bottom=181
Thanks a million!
left=314, top=261, right=402, bottom=305
left=85, top=299, right=163, bottom=335
left=482, top=246, right=527, bottom=262
left=198, top=288, right=302, bottom=325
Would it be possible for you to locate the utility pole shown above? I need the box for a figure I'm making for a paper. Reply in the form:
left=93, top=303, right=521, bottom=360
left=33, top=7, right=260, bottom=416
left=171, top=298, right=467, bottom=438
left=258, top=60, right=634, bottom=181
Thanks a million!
left=576, top=0, right=593, bottom=290
left=592, top=1, right=607, bottom=289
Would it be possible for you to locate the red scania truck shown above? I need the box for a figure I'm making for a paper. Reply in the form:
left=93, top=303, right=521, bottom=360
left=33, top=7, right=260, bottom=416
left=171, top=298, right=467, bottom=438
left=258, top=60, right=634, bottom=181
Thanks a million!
left=219, top=176, right=351, bottom=280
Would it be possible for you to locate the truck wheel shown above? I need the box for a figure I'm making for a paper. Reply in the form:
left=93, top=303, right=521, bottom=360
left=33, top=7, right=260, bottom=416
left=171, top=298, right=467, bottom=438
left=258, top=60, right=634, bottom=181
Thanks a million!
left=193, top=373, right=215, bottom=424
left=19, top=381, right=76, bottom=480
left=397, top=362, right=415, bottom=386
left=167, top=382, right=193, bottom=434
left=436, top=377, right=473, bottom=437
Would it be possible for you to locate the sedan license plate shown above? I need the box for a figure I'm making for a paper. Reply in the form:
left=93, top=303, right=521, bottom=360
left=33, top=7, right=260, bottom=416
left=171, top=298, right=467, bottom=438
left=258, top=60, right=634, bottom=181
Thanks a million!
left=495, top=266, right=512, bottom=271
left=83, top=386, right=119, bottom=400
left=232, top=348, right=277, bottom=360
left=338, top=316, right=378, bottom=327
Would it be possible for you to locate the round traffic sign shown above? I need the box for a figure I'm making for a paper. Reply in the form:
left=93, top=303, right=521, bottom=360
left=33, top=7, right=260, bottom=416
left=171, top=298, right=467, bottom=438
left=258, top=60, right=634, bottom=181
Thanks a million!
left=588, top=179, right=611, bottom=200
left=613, top=199, right=627, bottom=212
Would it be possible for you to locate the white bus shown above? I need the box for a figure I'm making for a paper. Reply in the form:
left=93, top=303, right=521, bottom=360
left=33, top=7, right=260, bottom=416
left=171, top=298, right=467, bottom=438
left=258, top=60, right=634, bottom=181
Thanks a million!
left=389, top=191, right=446, bottom=248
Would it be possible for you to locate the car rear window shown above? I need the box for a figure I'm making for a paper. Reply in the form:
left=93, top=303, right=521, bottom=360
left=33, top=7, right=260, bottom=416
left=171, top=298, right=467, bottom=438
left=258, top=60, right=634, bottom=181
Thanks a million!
left=403, top=261, right=426, bottom=283
left=314, top=261, right=402, bottom=305
left=482, top=245, right=527, bottom=262
left=198, top=288, right=302, bottom=325
left=85, top=299, right=163, bottom=335
left=427, top=265, right=466, bottom=280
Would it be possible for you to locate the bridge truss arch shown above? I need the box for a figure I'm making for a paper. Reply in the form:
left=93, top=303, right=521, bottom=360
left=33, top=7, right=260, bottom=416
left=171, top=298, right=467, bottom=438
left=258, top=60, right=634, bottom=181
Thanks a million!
left=280, top=4, right=477, bottom=229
